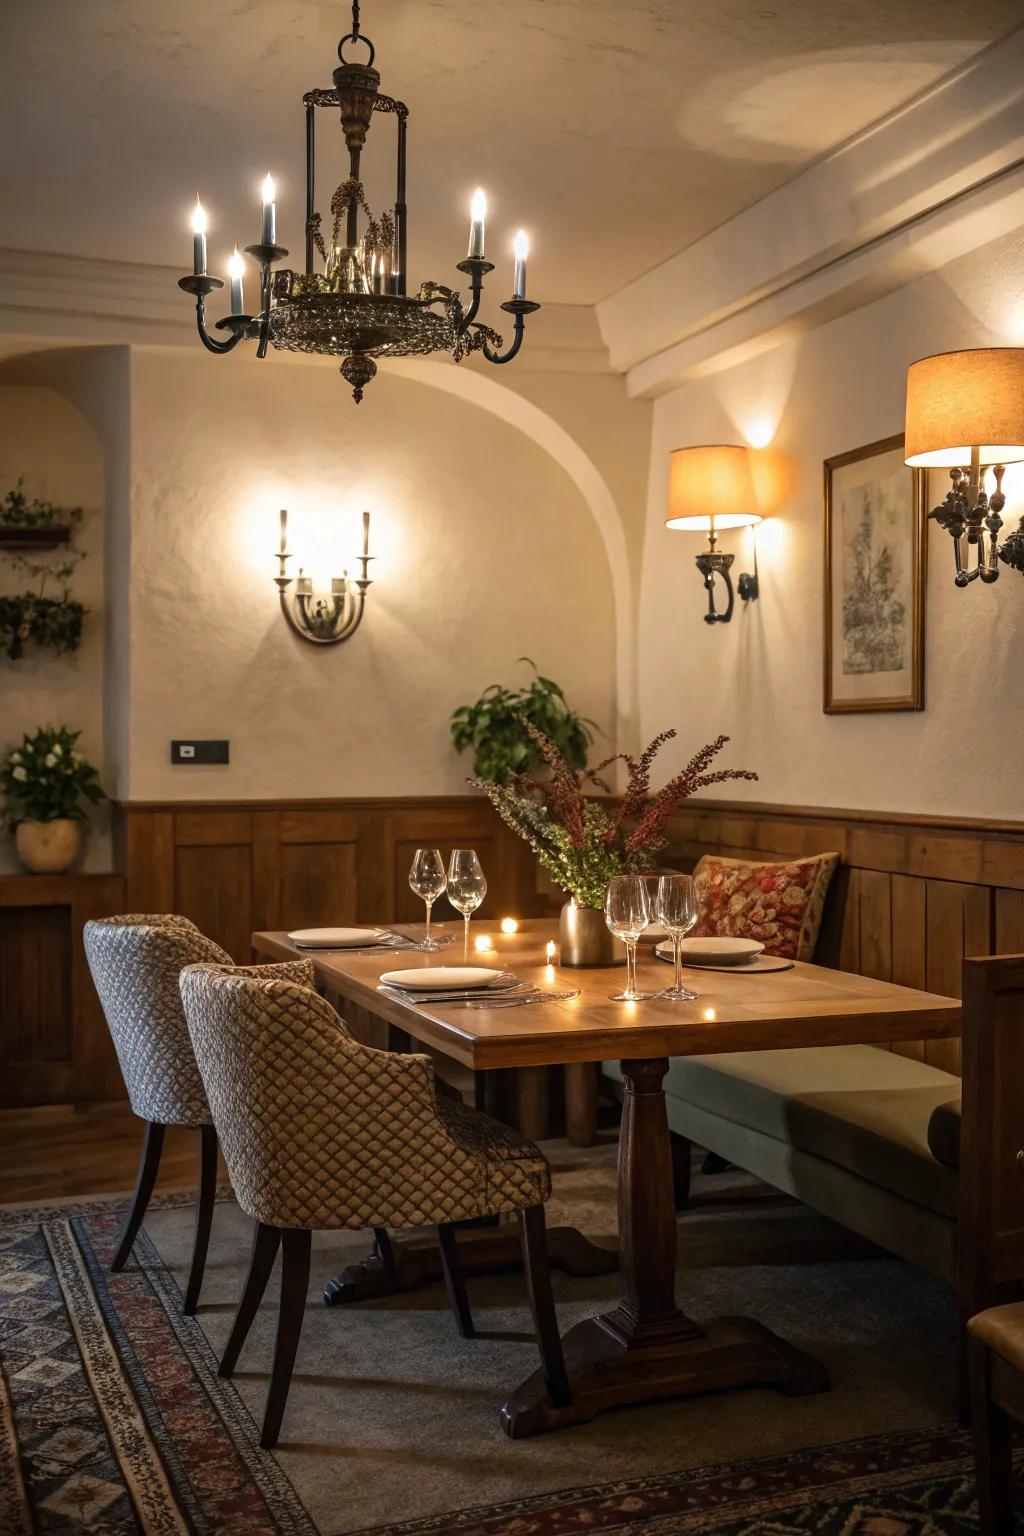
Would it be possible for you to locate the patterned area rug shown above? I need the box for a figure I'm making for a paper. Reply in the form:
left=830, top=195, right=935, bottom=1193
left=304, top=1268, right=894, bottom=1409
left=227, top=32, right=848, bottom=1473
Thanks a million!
left=0, top=1190, right=1002, bottom=1535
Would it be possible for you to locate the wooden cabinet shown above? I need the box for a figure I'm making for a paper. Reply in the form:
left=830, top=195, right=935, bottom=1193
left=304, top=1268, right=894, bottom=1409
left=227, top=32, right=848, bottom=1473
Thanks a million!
left=0, top=873, right=125, bottom=1107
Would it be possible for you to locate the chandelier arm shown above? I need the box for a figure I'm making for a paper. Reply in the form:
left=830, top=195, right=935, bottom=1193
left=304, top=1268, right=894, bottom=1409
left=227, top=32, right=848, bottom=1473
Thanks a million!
left=196, top=298, right=247, bottom=355
left=476, top=297, right=541, bottom=364
left=455, top=258, right=494, bottom=336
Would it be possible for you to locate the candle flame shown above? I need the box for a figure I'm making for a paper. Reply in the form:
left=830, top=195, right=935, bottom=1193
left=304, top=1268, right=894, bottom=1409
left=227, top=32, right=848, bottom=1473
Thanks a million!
left=474, top=935, right=493, bottom=954
left=191, top=197, right=207, bottom=234
left=227, top=246, right=245, bottom=279
left=500, top=917, right=518, bottom=935
left=261, top=173, right=276, bottom=204
left=513, top=228, right=529, bottom=261
left=703, top=1008, right=717, bottom=1022
left=545, top=940, right=556, bottom=961
left=470, top=187, right=487, bottom=223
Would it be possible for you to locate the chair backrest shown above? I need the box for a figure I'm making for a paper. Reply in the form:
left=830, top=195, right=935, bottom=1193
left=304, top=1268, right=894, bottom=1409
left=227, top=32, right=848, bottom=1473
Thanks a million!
left=83, top=914, right=232, bottom=1125
left=179, top=963, right=442, bottom=1230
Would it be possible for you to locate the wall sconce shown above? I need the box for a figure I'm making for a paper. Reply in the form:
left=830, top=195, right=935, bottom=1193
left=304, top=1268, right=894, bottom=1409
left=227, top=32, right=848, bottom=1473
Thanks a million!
left=274, top=507, right=374, bottom=644
left=666, top=445, right=762, bottom=624
left=904, top=348, right=1024, bottom=587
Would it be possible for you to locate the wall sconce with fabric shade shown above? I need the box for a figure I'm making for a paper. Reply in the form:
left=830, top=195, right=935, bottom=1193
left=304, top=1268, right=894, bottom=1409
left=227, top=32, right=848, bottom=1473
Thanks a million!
left=274, top=506, right=375, bottom=643
left=666, top=445, right=762, bottom=624
left=904, top=348, right=1024, bottom=587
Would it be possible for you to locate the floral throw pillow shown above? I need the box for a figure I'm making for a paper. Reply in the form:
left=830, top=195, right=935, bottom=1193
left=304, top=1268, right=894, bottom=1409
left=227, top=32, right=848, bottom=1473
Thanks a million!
left=691, top=852, right=840, bottom=961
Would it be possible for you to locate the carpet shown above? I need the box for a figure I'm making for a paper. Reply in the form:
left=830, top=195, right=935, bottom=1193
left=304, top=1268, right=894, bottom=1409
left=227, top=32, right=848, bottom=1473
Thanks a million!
left=0, top=1143, right=988, bottom=1535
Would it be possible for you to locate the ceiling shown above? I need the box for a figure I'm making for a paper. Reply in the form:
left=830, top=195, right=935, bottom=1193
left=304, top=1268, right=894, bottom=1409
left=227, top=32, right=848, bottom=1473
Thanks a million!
left=2, top=0, right=1021, bottom=305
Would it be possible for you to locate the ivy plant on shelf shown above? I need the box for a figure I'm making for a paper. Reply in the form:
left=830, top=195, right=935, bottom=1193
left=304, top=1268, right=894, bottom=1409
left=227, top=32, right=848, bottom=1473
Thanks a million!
left=450, top=659, right=595, bottom=784
left=0, top=477, right=86, bottom=661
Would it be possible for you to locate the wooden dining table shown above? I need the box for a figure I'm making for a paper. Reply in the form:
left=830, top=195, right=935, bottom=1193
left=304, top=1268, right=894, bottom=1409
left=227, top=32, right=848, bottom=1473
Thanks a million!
left=253, top=918, right=962, bottom=1438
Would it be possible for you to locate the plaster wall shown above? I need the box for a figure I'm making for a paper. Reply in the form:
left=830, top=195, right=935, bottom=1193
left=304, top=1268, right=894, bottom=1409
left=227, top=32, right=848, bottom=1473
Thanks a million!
left=123, top=348, right=618, bottom=800
left=639, top=226, right=1024, bottom=819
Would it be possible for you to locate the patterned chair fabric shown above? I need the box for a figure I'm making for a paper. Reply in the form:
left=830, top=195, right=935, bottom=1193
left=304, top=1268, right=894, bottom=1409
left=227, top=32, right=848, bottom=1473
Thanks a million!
left=179, top=965, right=552, bottom=1231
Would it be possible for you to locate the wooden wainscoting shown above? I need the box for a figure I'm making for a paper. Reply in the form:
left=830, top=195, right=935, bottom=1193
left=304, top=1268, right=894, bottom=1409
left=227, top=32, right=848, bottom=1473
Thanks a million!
left=0, top=873, right=126, bottom=1108
left=116, top=797, right=542, bottom=961
left=666, top=800, right=1024, bottom=1075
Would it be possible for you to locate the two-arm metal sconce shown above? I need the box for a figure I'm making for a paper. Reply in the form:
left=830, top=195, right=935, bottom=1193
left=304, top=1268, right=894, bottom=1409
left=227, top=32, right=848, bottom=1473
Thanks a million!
left=904, top=348, right=1024, bottom=588
left=666, top=445, right=762, bottom=624
left=274, top=507, right=374, bottom=644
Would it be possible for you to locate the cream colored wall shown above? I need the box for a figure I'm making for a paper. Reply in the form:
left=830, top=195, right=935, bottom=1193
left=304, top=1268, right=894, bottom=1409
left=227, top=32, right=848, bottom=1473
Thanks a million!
left=122, top=348, right=618, bottom=800
left=639, top=228, right=1024, bottom=819
left=0, top=383, right=111, bottom=870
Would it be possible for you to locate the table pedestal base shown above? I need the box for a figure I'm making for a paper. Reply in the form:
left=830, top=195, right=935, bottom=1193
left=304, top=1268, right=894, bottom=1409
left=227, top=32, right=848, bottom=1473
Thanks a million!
left=500, top=1310, right=830, bottom=1438
left=324, top=1225, right=618, bottom=1305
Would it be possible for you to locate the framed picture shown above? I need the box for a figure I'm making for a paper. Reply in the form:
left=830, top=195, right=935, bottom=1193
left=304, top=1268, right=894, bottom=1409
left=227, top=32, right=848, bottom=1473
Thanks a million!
left=823, top=433, right=926, bottom=714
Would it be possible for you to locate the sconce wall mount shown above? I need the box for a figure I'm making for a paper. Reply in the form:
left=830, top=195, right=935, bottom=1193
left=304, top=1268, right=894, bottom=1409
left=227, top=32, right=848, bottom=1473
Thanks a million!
left=275, top=507, right=374, bottom=644
left=666, top=445, right=762, bottom=625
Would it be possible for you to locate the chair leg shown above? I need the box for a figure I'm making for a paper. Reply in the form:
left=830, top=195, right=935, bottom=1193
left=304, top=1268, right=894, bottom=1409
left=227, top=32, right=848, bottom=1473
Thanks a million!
left=111, top=1121, right=165, bottom=1272
left=437, top=1223, right=475, bottom=1339
left=219, top=1221, right=281, bottom=1378
left=373, top=1227, right=399, bottom=1282
left=183, top=1124, right=218, bottom=1315
left=261, top=1229, right=311, bottom=1450
left=518, top=1204, right=571, bottom=1408
left=970, top=1335, right=1015, bottom=1536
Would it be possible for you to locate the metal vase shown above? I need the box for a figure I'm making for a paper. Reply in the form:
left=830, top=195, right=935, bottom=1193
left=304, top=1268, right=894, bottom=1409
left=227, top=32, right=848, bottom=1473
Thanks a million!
left=558, top=899, right=616, bottom=967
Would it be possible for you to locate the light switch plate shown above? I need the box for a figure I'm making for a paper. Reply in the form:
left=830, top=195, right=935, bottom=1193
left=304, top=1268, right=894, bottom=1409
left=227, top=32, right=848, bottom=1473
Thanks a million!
left=171, top=740, right=229, bottom=765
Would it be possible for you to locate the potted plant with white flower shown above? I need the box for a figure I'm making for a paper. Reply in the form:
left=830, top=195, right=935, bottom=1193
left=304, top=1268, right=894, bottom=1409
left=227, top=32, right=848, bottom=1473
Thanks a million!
left=2, top=726, right=104, bottom=874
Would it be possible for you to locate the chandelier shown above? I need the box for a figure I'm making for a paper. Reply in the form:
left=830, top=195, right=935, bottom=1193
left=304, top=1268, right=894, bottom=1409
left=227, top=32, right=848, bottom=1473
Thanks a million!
left=178, top=1, right=539, bottom=402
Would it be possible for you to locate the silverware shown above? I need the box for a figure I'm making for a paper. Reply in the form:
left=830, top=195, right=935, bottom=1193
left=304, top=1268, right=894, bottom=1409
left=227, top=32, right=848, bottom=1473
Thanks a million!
left=458, top=988, right=581, bottom=1009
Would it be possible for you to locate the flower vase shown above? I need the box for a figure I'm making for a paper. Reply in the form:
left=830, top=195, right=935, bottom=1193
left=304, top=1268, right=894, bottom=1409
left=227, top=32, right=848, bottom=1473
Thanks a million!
left=558, top=899, right=617, bottom=967
left=15, top=818, right=81, bottom=874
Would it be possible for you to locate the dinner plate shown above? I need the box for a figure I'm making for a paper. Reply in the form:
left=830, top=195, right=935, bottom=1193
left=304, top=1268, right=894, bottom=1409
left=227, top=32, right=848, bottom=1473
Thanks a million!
left=379, top=966, right=505, bottom=992
left=677, top=936, right=765, bottom=964
left=655, top=942, right=792, bottom=974
left=289, top=927, right=388, bottom=948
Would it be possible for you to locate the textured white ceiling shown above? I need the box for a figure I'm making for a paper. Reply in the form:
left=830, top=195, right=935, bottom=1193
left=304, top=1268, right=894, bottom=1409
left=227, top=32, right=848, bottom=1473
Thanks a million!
left=1, top=0, right=1020, bottom=304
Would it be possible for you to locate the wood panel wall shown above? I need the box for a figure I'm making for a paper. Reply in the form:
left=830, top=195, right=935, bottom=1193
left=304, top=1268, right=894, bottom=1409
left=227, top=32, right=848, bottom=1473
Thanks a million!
left=666, top=800, right=1024, bottom=1074
left=117, top=797, right=542, bottom=960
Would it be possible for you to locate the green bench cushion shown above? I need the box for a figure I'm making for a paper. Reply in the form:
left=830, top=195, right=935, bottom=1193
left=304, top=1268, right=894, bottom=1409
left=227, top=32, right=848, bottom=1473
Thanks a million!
left=604, top=1044, right=960, bottom=1218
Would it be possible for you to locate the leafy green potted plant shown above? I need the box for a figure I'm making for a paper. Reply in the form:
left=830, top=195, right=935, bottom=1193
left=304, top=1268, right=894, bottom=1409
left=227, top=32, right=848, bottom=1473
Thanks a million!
left=450, top=659, right=594, bottom=783
left=471, top=723, right=757, bottom=964
left=2, top=726, right=104, bottom=874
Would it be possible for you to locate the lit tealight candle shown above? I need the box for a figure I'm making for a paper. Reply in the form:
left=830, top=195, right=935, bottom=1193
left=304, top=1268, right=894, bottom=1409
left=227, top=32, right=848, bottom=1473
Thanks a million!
left=261, top=173, right=276, bottom=246
left=474, top=934, right=493, bottom=954
left=468, top=188, right=487, bottom=259
left=545, top=940, right=556, bottom=962
left=513, top=229, right=529, bottom=299
left=500, top=917, right=518, bottom=935
left=191, top=197, right=207, bottom=275
left=545, top=964, right=555, bottom=983
left=703, top=1007, right=717, bottom=1022
left=228, top=246, right=245, bottom=314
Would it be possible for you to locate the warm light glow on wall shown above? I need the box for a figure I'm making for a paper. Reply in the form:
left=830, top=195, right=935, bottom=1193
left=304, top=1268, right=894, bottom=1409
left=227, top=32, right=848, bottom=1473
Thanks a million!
left=742, top=416, right=776, bottom=450
left=236, top=489, right=402, bottom=590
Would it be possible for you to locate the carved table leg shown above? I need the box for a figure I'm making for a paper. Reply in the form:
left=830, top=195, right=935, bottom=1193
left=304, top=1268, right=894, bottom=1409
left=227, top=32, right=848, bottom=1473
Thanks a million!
left=324, top=1224, right=618, bottom=1305
left=500, top=1057, right=830, bottom=1437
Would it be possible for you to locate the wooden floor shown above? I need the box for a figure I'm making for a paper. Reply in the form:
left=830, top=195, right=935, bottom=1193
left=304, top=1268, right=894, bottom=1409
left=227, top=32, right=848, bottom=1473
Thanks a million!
left=0, top=1100, right=211, bottom=1205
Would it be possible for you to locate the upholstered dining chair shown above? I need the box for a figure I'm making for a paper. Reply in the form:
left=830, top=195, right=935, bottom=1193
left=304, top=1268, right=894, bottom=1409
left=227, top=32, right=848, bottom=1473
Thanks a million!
left=83, top=913, right=316, bottom=1316
left=179, top=962, right=571, bottom=1449
left=969, top=1303, right=1024, bottom=1534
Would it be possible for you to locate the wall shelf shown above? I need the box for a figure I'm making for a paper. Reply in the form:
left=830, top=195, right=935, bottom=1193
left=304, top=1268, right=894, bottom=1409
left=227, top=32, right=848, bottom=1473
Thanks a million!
left=0, top=525, right=72, bottom=551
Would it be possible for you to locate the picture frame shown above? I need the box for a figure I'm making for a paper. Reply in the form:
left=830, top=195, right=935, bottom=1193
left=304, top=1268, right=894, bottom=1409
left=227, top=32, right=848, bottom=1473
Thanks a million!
left=823, top=433, right=927, bottom=715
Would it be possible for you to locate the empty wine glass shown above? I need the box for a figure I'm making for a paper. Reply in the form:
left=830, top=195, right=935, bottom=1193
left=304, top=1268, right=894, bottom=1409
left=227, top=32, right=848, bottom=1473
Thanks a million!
left=656, top=873, right=699, bottom=1001
left=408, top=848, right=446, bottom=951
left=447, top=849, right=487, bottom=960
left=604, top=874, right=653, bottom=1002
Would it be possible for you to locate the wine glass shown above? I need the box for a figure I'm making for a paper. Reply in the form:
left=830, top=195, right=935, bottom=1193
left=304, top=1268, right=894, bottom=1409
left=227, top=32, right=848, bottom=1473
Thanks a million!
left=604, top=875, right=653, bottom=1002
left=408, top=848, right=446, bottom=951
left=656, top=873, right=699, bottom=1001
left=447, top=849, right=487, bottom=960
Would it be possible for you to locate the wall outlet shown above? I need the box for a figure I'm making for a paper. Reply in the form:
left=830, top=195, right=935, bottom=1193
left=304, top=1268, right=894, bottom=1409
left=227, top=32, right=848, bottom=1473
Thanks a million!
left=171, top=740, right=229, bottom=765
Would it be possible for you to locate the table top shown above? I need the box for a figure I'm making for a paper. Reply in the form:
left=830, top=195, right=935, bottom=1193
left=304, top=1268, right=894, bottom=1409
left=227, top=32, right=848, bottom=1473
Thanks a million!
left=252, top=919, right=962, bottom=1071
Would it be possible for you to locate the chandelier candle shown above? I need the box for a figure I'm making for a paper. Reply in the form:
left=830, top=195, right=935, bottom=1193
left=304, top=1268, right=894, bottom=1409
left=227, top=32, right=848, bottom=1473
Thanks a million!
left=191, top=199, right=207, bottom=275
left=228, top=247, right=245, bottom=314
left=513, top=230, right=528, bottom=299
left=468, top=188, right=487, bottom=259
left=260, top=174, right=277, bottom=246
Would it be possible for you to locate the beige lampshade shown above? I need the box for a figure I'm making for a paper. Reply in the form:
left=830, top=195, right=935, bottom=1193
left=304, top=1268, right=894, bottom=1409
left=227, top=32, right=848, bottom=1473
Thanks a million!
left=904, top=348, right=1024, bottom=467
left=666, top=444, right=761, bottom=532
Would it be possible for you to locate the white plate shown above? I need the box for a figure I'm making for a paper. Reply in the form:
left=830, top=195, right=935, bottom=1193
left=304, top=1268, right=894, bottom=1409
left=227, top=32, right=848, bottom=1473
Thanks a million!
left=379, top=966, right=504, bottom=992
left=289, top=927, right=387, bottom=948
left=678, top=936, right=765, bottom=964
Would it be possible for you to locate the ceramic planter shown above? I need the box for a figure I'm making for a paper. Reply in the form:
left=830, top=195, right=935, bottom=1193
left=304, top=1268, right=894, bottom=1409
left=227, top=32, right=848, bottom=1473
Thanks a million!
left=15, top=818, right=81, bottom=874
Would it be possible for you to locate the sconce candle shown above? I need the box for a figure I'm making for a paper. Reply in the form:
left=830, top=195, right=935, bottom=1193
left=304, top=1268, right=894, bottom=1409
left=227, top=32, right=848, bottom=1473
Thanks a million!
left=274, top=506, right=375, bottom=646
left=260, top=173, right=277, bottom=246
left=191, top=198, right=207, bottom=276
left=468, top=188, right=487, bottom=259
left=513, top=229, right=529, bottom=299
left=228, top=247, right=245, bottom=314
